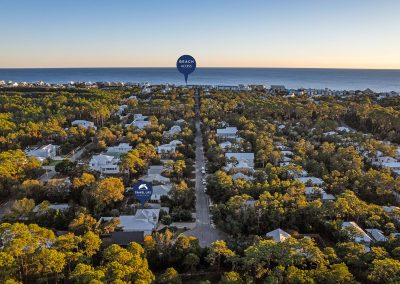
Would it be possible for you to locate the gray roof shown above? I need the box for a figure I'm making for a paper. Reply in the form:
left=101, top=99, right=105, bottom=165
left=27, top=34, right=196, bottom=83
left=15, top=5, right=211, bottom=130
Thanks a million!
left=266, top=228, right=291, bottom=242
left=110, top=231, right=144, bottom=245
left=225, top=152, right=254, bottom=161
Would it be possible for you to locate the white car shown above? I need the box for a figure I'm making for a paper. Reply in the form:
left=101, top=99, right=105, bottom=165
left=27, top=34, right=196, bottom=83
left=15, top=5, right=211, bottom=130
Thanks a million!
left=202, top=180, right=207, bottom=185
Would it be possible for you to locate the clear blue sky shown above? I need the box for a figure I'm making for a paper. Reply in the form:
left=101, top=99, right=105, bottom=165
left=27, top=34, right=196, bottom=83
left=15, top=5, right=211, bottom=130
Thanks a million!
left=1, top=0, right=400, bottom=68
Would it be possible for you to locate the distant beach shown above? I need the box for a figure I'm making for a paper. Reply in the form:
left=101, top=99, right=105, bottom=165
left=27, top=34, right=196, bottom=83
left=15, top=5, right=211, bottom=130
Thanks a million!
left=0, top=67, right=400, bottom=92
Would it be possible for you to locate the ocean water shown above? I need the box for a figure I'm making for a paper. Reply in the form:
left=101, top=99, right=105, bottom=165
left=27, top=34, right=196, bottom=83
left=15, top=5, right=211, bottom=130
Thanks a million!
left=0, top=68, right=400, bottom=92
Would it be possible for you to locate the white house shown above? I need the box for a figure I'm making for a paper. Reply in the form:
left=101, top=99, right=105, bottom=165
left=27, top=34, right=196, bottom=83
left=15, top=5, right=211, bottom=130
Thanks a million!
left=134, top=114, right=148, bottom=121
left=150, top=185, right=172, bottom=203
left=281, top=150, right=294, bottom=157
left=157, top=140, right=182, bottom=155
left=117, top=105, right=128, bottom=115
left=163, top=125, right=182, bottom=136
left=225, top=152, right=255, bottom=171
left=89, top=154, right=120, bottom=174
left=217, top=127, right=238, bottom=139
left=232, top=172, right=253, bottom=181
left=304, top=187, right=335, bottom=201
left=383, top=206, right=400, bottom=213
left=276, top=145, right=291, bottom=151
left=342, top=222, right=372, bottom=244
left=101, top=209, right=160, bottom=236
left=266, top=228, right=291, bottom=242
left=337, top=126, right=353, bottom=133
left=106, top=143, right=132, bottom=155
left=366, top=229, right=388, bottom=242
left=174, top=119, right=186, bottom=125
left=125, top=114, right=151, bottom=129
left=295, top=177, right=324, bottom=186
left=72, top=120, right=97, bottom=130
left=371, top=156, right=400, bottom=174
left=140, top=174, right=170, bottom=185
left=26, top=144, right=59, bottom=162
left=219, top=141, right=232, bottom=149
left=323, top=131, right=338, bottom=136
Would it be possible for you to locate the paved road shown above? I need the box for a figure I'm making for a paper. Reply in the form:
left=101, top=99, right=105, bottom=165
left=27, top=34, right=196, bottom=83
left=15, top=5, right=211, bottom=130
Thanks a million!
left=70, top=142, right=93, bottom=162
left=184, top=89, right=225, bottom=247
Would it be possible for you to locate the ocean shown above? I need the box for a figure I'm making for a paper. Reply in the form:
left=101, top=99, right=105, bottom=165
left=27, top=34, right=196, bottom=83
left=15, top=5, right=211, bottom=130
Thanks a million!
left=0, top=68, right=400, bottom=92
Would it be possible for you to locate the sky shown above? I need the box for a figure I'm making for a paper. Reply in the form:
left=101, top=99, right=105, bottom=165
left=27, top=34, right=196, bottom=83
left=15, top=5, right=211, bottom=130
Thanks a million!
left=1, top=0, right=400, bottom=69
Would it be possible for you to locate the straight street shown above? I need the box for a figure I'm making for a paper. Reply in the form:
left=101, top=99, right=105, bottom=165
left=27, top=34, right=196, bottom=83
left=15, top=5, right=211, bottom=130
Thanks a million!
left=184, top=89, right=225, bottom=247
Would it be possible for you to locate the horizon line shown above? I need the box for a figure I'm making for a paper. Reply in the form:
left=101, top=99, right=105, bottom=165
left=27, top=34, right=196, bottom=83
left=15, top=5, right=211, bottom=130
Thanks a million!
left=1, top=66, right=400, bottom=71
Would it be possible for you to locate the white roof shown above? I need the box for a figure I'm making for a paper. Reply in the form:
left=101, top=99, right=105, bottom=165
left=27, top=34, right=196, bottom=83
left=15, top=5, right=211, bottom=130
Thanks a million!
left=323, top=131, right=338, bottom=136
left=106, top=143, right=132, bottom=153
left=217, top=127, right=238, bottom=135
left=383, top=206, right=400, bottom=213
left=169, top=140, right=183, bottom=145
left=219, top=141, right=232, bottom=149
left=295, top=177, right=324, bottom=185
left=147, top=165, right=164, bottom=175
left=225, top=152, right=254, bottom=161
left=276, top=145, right=291, bottom=151
left=140, top=174, right=170, bottom=184
left=90, top=154, right=115, bottom=164
left=281, top=150, right=294, bottom=156
left=72, top=120, right=94, bottom=125
left=33, top=203, right=69, bottom=213
left=232, top=172, right=253, bottom=181
left=101, top=209, right=160, bottom=232
left=366, top=229, right=388, bottom=242
left=337, top=126, right=352, bottom=133
left=153, top=184, right=172, bottom=194
left=266, top=228, right=291, bottom=242
left=342, top=222, right=372, bottom=243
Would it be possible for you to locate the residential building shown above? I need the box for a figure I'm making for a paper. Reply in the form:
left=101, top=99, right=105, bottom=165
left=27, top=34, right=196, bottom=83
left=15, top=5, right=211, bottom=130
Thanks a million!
left=266, top=228, right=291, bottom=242
left=163, top=125, right=182, bottom=136
left=106, top=143, right=132, bottom=155
left=134, top=114, right=148, bottom=121
left=117, top=105, right=128, bottom=115
left=72, top=120, right=97, bottom=130
left=33, top=203, right=69, bottom=213
left=366, top=229, right=388, bottom=242
left=219, top=141, right=232, bottom=149
left=89, top=154, right=120, bottom=174
left=100, top=209, right=161, bottom=245
left=150, top=185, right=172, bottom=203
left=225, top=152, right=255, bottom=171
left=157, top=140, right=183, bottom=155
left=147, top=165, right=164, bottom=175
left=26, top=144, right=59, bottom=162
left=232, top=172, right=253, bottom=181
left=140, top=174, right=170, bottom=185
left=342, top=222, right=372, bottom=244
left=304, top=187, right=335, bottom=201
left=125, top=114, right=151, bottom=129
left=217, top=127, right=238, bottom=140
left=295, top=177, right=324, bottom=186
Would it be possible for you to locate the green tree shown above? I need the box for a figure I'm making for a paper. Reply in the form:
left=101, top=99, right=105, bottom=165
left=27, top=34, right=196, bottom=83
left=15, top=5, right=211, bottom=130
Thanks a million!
left=207, top=240, right=235, bottom=271
left=159, top=267, right=181, bottom=284
left=92, top=177, right=124, bottom=210
left=368, top=258, right=400, bottom=283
